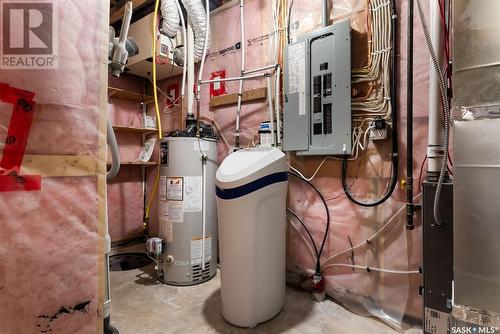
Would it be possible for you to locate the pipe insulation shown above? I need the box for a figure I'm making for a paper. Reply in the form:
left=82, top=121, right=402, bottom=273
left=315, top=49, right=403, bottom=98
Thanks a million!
left=161, top=0, right=181, bottom=38
left=179, top=0, right=209, bottom=62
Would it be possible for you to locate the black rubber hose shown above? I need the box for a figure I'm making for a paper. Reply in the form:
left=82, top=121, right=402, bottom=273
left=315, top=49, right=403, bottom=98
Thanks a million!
left=286, top=208, right=319, bottom=264
left=288, top=171, right=329, bottom=274
left=341, top=0, right=399, bottom=208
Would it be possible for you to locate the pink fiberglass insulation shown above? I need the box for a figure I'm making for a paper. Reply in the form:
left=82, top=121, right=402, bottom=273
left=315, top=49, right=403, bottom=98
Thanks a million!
left=0, top=1, right=108, bottom=333
left=106, top=75, right=150, bottom=242
left=192, top=0, right=429, bottom=327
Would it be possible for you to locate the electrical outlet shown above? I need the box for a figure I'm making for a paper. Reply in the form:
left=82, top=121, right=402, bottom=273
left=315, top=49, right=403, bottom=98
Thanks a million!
left=370, top=118, right=388, bottom=141
left=369, top=127, right=388, bottom=141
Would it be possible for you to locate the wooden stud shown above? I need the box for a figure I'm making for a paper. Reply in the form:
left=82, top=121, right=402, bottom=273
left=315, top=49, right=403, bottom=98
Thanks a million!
left=21, top=155, right=98, bottom=177
left=209, top=87, right=267, bottom=108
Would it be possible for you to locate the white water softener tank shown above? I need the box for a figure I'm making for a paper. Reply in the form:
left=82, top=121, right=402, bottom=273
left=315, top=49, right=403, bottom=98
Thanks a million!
left=216, top=147, right=288, bottom=327
left=158, top=136, right=218, bottom=285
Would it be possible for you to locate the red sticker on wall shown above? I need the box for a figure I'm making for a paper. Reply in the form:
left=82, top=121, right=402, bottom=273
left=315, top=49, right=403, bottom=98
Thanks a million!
left=209, top=70, right=226, bottom=98
left=0, top=83, right=41, bottom=192
left=166, top=83, right=179, bottom=107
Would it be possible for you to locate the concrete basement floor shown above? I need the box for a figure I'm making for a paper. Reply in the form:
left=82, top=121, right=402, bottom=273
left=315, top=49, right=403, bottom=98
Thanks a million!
left=110, top=249, right=422, bottom=334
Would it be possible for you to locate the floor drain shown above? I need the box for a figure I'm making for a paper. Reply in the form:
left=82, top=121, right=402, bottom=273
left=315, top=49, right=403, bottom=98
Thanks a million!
left=109, top=253, right=153, bottom=271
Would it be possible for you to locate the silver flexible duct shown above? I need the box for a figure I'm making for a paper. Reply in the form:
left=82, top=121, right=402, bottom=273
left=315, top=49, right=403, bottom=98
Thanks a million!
left=179, top=0, right=209, bottom=62
left=161, top=0, right=181, bottom=38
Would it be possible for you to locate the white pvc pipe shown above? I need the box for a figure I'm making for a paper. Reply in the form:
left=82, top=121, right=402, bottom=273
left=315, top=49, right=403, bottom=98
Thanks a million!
left=175, top=0, right=187, bottom=97
left=243, top=64, right=277, bottom=75
left=235, top=0, right=245, bottom=147
left=187, top=21, right=195, bottom=116
left=266, top=75, right=276, bottom=147
left=275, top=65, right=281, bottom=145
left=200, top=72, right=269, bottom=84
left=201, top=155, right=207, bottom=270
left=427, top=0, right=445, bottom=174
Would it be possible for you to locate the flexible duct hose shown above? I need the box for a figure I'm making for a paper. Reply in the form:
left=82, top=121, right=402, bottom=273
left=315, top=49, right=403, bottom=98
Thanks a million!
left=174, top=0, right=187, bottom=96
left=107, top=117, right=120, bottom=180
left=178, top=0, right=208, bottom=62
left=161, top=0, right=181, bottom=38
left=416, top=0, right=449, bottom=225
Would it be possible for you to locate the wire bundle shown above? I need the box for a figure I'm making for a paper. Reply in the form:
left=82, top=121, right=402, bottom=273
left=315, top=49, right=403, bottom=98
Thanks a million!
left=351, top=0, right=393, bottom=154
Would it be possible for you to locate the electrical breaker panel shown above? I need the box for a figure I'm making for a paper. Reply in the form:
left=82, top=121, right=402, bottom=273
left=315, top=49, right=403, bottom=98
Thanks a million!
left=283, top=19, right=351, bottom=156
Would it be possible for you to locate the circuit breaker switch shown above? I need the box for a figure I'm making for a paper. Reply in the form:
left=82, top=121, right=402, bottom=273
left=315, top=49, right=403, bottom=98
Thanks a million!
left=323, top=73, right=332, bottom=97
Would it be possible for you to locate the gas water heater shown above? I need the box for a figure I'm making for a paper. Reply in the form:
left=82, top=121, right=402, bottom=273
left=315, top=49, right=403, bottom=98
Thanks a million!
left=149, top=126, right=218, bottom=286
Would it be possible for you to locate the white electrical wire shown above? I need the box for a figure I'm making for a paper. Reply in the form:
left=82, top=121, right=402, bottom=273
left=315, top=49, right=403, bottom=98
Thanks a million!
left=288, top=127, right=366, bottom=182
left=287, top=217, right=317, bottom=263
left=322, top=193, right=422, bottom=267
left=349, top=0, right=393, bottom=158
left=323, top=263, right=420, bottom=275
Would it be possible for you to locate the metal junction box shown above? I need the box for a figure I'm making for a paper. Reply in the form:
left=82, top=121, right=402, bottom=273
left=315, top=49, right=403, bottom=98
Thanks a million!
left=283, top=19, right=351, bottom=156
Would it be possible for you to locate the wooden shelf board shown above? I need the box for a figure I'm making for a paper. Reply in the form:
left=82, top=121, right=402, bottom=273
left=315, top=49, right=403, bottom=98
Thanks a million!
left=112, top=125, right=157, bottom=134
left=108, top=87, right=154, bottom=103
left=209, top=87, right=267, bottom=108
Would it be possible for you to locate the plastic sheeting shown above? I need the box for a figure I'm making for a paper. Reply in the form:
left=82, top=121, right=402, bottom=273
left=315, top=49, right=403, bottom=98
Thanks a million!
left=0, top=1, right=108, bottom=333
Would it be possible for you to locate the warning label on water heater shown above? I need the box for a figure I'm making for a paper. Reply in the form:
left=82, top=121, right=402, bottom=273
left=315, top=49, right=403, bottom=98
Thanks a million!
left=159, top=176, right=167, bottom=200
left=191, top=236, right=212, bottom=265
left=159, top=200, right=169, bottom=222
left=183, top=176, right=202, bottom=212
left=166, top=177, right=183, bottom=201
left=167, top=201, right=183, bottom=223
